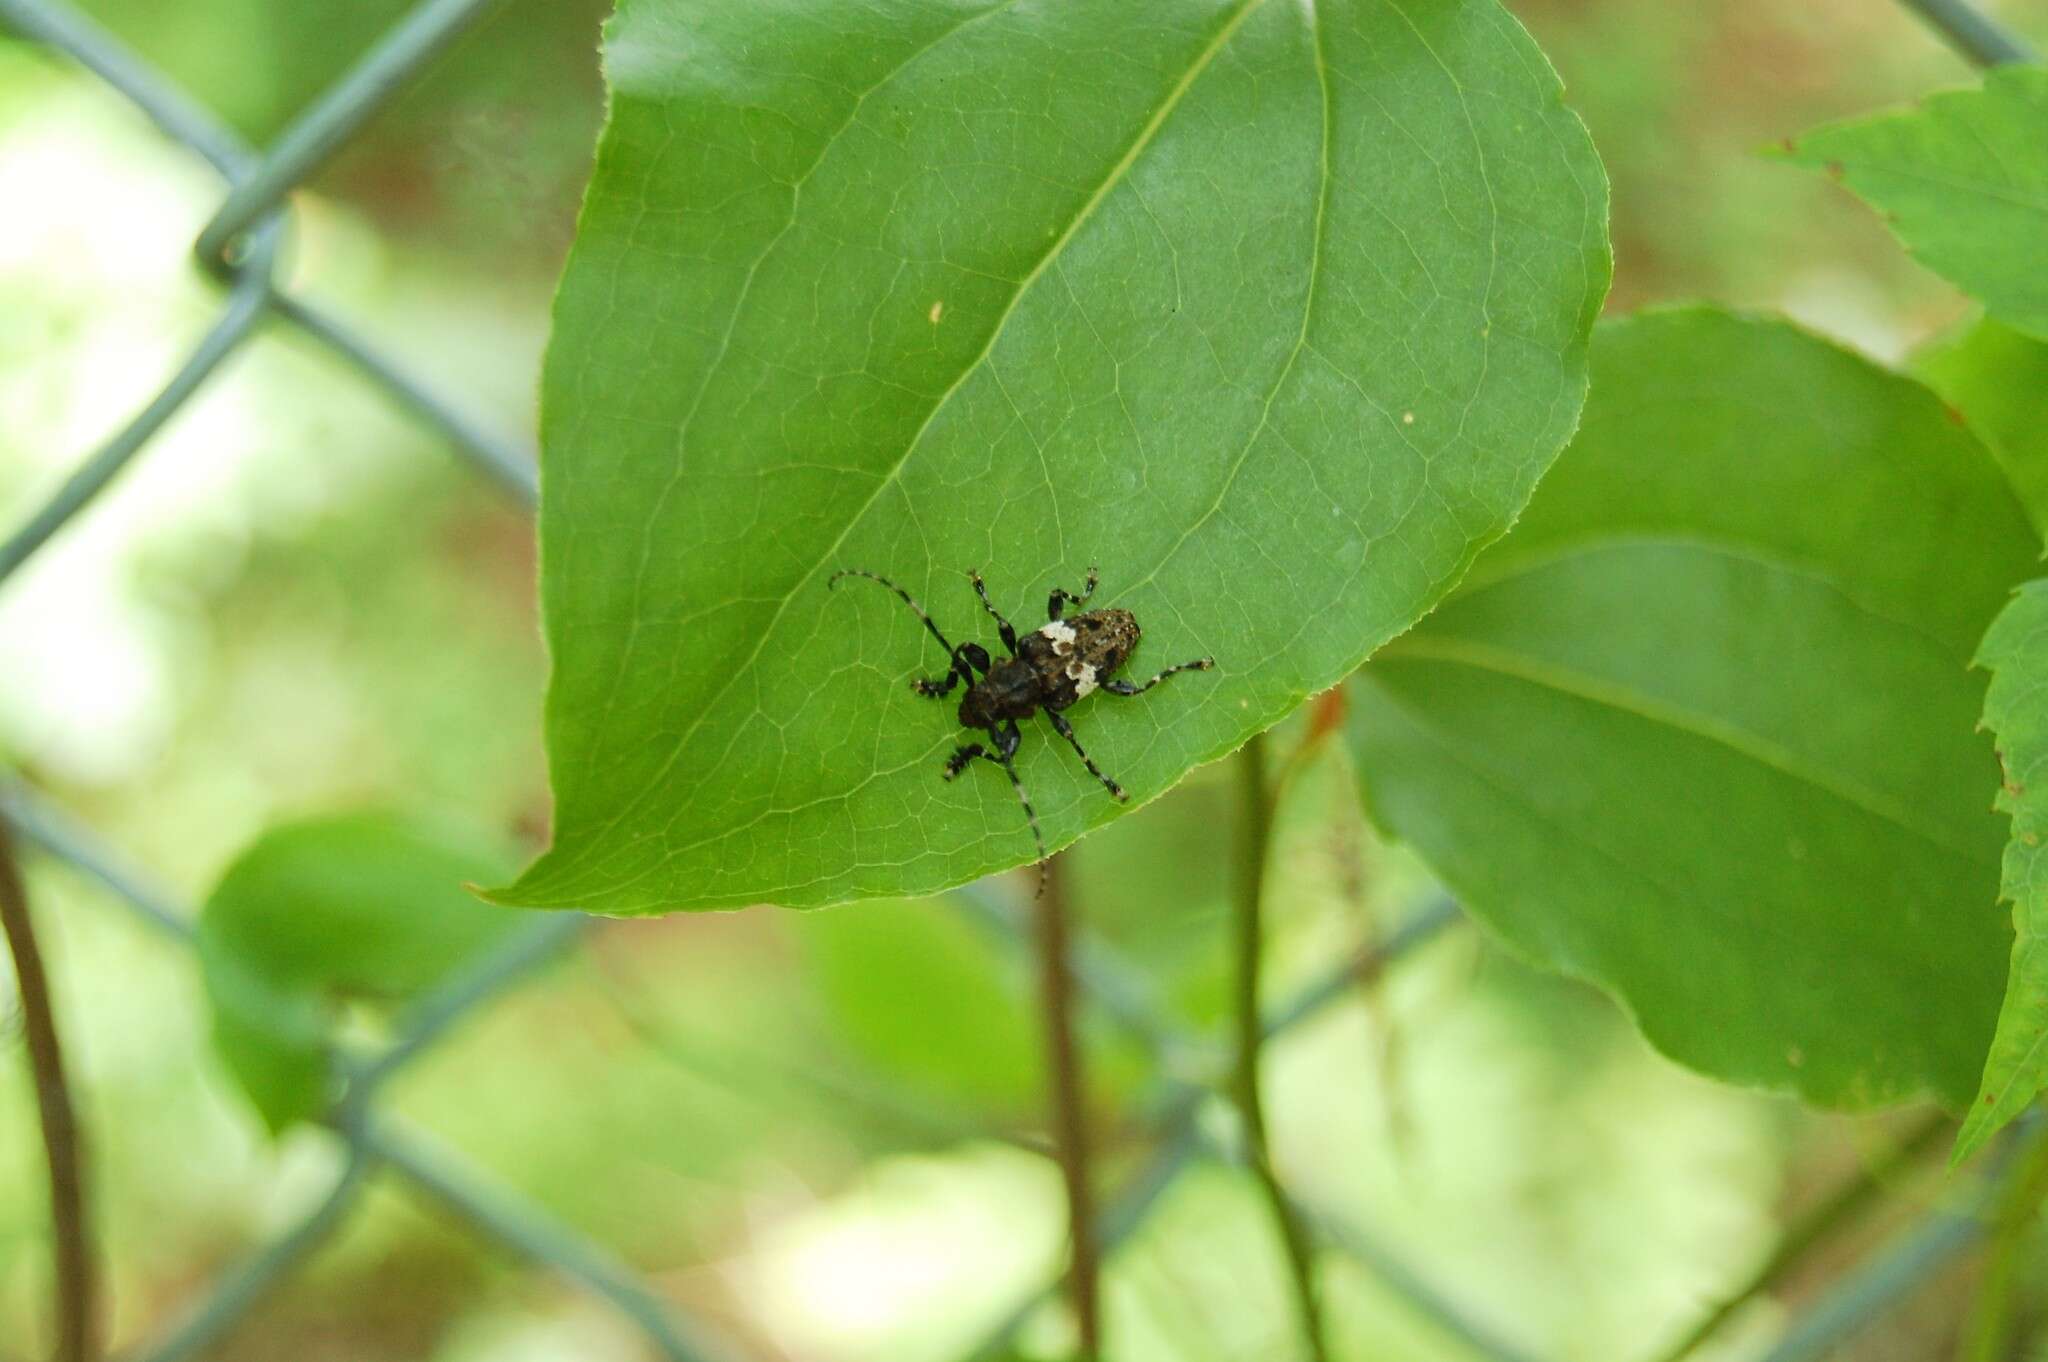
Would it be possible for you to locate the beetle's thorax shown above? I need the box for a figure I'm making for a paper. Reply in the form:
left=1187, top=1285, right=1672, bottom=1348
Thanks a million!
left=958, top=656, right=1041, bottom=728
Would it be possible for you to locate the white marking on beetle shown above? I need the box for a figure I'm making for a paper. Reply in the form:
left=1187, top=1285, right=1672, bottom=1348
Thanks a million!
left=1067, top=660, right=1098, bottom=698
left=1039, top=620, right=1077, bottom=655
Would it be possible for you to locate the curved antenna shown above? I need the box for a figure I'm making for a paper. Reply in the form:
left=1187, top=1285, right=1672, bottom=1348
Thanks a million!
left=828, top=569, right=959, bottom=656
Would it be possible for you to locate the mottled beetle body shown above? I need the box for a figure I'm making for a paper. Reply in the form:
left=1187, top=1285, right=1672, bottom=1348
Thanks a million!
left=960, top=608, right=1140, bottom=728
left=829, top=568, right=1212, bottom=887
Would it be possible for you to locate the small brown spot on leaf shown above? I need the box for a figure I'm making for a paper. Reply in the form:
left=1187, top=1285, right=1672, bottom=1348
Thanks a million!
left=1825, top=161, right=1844, bottom=179
left=1944, top=403, right=1967, bottom=426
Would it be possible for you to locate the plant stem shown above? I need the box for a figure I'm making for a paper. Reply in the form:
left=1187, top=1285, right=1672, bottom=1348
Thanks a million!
left=970, top=1124, right=1201, bottom=1361
left=1234, top=734, right=1329, bottom=1362
left=967, top=899, right=1465, bottom=1362
left=1644, top=1111, right=1948, bottom=1362
left=0, top=819, right=95, bottom=1362
left=1035, top=852, right=1101, bottom=1356
left=1894, top=0, right=2040, bottom=67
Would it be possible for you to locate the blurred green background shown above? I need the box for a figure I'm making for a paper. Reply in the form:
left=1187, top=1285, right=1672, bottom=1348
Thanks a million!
left=1, top=1, right=2044, bottom=1358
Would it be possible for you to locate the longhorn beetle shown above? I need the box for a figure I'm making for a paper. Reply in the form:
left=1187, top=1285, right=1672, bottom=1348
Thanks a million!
left=829, top=566, right=1215, bottom=889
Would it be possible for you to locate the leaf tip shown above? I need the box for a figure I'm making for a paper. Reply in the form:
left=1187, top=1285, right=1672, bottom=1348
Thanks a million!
left=473, top=879, right=538, bottom=910
left=1949, top=1113, right=1994, bottom=1170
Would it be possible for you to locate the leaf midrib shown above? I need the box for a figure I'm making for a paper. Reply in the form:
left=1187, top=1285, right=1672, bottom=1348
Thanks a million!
left=1377, top=633, right=1991, bottom=865
left=1820, top=158, right=2048, bottom=217
left=578, top=0, right=1024, bottom=789
left=1362, top=672, right=1958, bottom=1106
left=563, top=0, right=1277, bottom=894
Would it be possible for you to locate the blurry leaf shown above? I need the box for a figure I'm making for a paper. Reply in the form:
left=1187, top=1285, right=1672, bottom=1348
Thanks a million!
left=1920, top=317, right=2048, bottom=532
left=1067, top=774, right=1234, bottom=1027
left=1777, top=67, right=2048, bottom=339
left=198, top=812, right=523, bottom=1133
left=789, top=898, right=1042, bottom=1111
left=1350, top=308, right=2034, bottom=1109
left=1958, top=583, right=2048, bottom=1162
left=500, top=0, right=1610, bottom=914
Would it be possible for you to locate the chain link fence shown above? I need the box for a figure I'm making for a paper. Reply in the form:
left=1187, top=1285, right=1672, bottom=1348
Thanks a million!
left=0, top=0, right=2019, bottom=1357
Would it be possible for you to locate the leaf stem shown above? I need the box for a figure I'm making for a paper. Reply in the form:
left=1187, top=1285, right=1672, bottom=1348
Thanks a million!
left=1233, top=734, right=1329, bottom=1362
left=0, top=819, right=95, bottom=1362
left=1034, top=852, right=1101, bottom=1356
left=1212, top=1139, right=1545, bottom=1362
left=1893, top=0, right=2040, bottom=67
left=1643, top=1110, right=1949, bottom=1362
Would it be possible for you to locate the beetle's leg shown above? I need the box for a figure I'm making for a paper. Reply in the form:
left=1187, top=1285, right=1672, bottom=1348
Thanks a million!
left=913, top=642, right=991, bottom=698
left=1045, top=709, right=1127, bottom=802
left=831, top=568, right=980, bottom=693
left=1103, top=656, right=1214, bottom=696
left=943, top=725, right=1047, bottom=896
left=943, top=742, right=989, bottom=778
left=969, top=570, right=1021, bottom=655
left=1046, top=566, right=1100, bottom=621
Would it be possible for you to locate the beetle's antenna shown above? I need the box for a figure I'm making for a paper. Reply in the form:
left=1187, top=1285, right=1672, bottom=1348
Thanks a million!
left=829, top=569, right=958, bottom=657
left=995, top=749, right=1050, bottom=899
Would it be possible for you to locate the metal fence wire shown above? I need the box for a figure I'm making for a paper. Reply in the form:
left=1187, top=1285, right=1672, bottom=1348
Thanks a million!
left=0, top=1, right=2023, bottom=1359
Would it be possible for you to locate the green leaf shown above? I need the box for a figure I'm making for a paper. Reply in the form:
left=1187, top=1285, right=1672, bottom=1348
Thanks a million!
left=1958, top=583, right=2048, bottom=1161
left=198, top=812, right=523, bottom=1133
left=1920, top=317, right=2048, bottom=533
left=1349, top=308, right=2035, bottom=1109
left=1776, top=67, right=2048, bottom=340
left=500, top=0, right=1610, bottom=914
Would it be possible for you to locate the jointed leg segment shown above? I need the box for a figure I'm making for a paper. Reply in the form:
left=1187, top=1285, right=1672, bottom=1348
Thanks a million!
left=1045, top=709, right=1127, bottom=802
left=1104, top=656, right=1214, bottom=696
left=914, top=642, right=992, bottom=698
left=969, top=570, right=1020, bottom=654
left=944, top=720, right=1047, bottom=894
left=1047, top=567, right=1099, bottom=621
